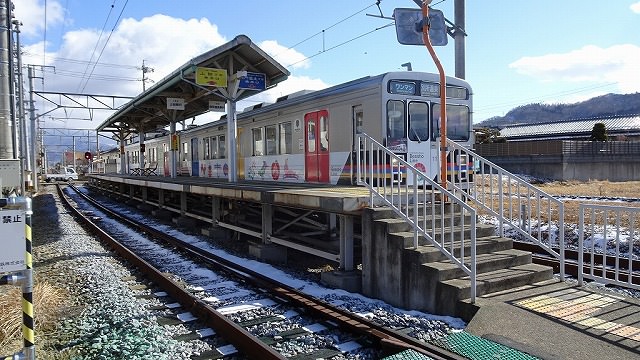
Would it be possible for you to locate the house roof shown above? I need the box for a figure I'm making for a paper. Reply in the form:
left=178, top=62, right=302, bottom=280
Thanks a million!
left=497, top=114, right=640, bottom=140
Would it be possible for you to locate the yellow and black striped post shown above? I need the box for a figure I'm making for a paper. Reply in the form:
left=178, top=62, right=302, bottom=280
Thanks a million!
left=22, top=197, right=35, bottom=359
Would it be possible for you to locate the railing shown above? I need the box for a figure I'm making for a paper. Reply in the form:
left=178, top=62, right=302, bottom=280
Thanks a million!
left=447, top=139, right=566, bottom=279
left=356, top=133, right=477, bottom=302
left=578, top=204, right=640, bottom=290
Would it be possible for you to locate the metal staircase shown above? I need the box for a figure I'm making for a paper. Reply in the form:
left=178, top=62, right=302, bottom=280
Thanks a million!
left=356, top=133, right=556, bottom=318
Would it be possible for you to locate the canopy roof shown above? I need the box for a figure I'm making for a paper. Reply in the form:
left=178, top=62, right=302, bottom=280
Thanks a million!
left=96, top=35, right=289, bottom=136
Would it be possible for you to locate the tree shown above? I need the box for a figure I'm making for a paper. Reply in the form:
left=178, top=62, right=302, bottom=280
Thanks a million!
left=475, top=128, right=505, bottom=144
left=589, top=122, right=608, bottom=141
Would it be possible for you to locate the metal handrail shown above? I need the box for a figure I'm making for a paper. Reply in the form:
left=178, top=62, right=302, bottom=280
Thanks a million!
left=447, top=139, right=565, bottom=279
left=356, top=133, right=477, bottom=302
left=578, top=204, right=639, bottom=290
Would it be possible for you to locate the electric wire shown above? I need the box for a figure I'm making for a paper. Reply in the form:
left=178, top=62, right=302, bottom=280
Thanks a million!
left=75, top=1, right=118, bottom=93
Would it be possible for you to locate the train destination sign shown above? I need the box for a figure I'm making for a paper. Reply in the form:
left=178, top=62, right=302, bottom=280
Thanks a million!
left=238, top=72, right=266, bottom=90
left=195, top=67, right=228, bottom=87
left=0, top=210, right=26, bottom=273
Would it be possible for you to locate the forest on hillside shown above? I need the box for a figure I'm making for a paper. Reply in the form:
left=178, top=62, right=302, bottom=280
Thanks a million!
left=477, top=93, right=640, bottom=128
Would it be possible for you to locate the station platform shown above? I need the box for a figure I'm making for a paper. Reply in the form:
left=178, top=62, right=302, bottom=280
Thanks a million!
left=462, top=279, right=640, bottom=359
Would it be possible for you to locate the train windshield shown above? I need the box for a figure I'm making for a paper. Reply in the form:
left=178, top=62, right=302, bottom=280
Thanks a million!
left=386, top=100, right=406, bottom=146
left=431, top=104, right=470, bottom=141
left=408, top=101, right=429, bottom=142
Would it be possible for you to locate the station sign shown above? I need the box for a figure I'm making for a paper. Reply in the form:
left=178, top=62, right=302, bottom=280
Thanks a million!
left=196, top=67, right=228, bottom=87
left=0, top=210, right=26, bottom=273
left=167, top=97, right=185, bottom=110
left=209, top=101, right=225, bottom=112
left=239, top=72, right=266, bottom=90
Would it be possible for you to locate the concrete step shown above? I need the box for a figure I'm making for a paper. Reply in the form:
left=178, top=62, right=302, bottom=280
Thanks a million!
left=381, top=212, right=475, bottom=233
left=386, top=223, right=497, bottom=248
left=401, top=236, right=514, bottom=264
left=424, top=249, right=533, bottom=281
left=368, top=202, right=462, bottom=220
left=437, top=263, right=554, bottom=316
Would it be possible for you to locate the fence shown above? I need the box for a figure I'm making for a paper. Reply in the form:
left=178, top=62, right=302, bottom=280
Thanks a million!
left=578, top=204, right=640, bottom=290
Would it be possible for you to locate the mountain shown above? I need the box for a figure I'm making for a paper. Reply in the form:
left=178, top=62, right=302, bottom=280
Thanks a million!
left=476, top=93, right=640, bottom=129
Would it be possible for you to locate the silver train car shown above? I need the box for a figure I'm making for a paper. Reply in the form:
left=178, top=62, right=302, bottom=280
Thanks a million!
left=124, top=71, right=474, bottom=185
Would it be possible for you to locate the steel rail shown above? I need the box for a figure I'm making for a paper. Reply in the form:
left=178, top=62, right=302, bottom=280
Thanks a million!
left=69, top=184, right=466, bottom=360
left=514, top=241, right=640, bottom=286
left=55, top=184, right=287, bottom=360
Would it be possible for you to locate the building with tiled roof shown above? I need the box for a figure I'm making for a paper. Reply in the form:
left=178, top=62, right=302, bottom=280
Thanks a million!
left=497, top=114, right=640, bottom=141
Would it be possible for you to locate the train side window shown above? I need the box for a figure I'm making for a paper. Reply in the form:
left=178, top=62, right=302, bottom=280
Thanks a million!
left=203, top=137, right=211, bottom=160
left=252, top=128, right=264, bottom=156
left=218, top=135, right=226, bottom=159
left=354, top=106, right=363, bottom=134
left=265, top=125, right=278, bottom=155
left=279, top=121, right=292, bottom=154
left=307, top=120, right=316, bottom=152
left=320, top=115, right=329, bottom=152
left=182, top=142, right=188, bottom=161
left=211, top=137, right=218, bottom=159
left=386, top=100, right=405, bottom=140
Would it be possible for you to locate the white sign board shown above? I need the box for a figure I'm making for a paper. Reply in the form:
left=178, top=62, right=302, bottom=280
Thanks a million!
left=209, top=101, right=225, bottom=112
left=167, top=97, right=185, bottom=110
left=0, top=210, right=25, bottom=273
left=0, top=159, right=20, bottom=191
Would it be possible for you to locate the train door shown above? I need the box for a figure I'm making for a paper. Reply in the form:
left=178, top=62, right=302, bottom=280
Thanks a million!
left=304, top=110, right=329, bottom=183
left=191, top=137, right=199, bottom=176
left=406, top=101, right=431, bottom=184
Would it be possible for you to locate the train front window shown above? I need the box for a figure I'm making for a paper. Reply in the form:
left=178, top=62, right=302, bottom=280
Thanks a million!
left=408, top=101, right=429, bottom=142
left=386, top=100, right=405, bottom=142
left=431, top=104, right=470, bottom=141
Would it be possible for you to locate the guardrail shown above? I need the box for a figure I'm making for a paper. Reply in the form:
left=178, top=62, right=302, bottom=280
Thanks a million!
left=578, top=204, right=640, bottom=290
left=356, top=133, right=477, bottom=302
left=447, top=139, right=565, bottom=279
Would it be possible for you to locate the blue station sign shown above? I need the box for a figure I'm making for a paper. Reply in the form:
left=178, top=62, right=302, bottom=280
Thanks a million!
left=239, top=72, right=266, bottom=90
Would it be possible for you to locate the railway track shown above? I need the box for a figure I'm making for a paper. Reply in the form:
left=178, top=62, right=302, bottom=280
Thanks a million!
left=57, top=183, right=464, bottom=359
left=513, top=241, right=640, bottom=286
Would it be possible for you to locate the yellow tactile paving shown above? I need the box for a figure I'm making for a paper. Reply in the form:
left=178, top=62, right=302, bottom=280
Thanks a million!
left=515, top=293, right=640, bottom=343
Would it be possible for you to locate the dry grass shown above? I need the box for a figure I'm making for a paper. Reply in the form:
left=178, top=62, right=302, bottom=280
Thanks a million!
left=0, top=280, right=68, bottom=355
left=536, top=180, right=640, bottom=199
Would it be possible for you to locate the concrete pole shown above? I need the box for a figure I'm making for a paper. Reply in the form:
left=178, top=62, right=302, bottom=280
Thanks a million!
left=454, top=0, right=466, bottom=79
left=14, top=20, right=30, bottom=190
left=0, top=0, right=13, bottom=159
left=27, top=66, right=37, bottom=191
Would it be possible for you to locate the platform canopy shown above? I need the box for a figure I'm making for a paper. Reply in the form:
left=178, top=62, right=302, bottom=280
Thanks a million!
left=96, top=34, right=290, bottom=136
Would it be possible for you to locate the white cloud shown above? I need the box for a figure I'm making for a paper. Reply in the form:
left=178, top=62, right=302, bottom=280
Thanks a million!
left=259, top=40, right=311, bottom=70
left=17, top=2, right=328, bottom=130
left=13, top=0, right=65, bottom=38
left=509, top=44, right=640, bottom=94
left=631, top=2, right=640, bottom=13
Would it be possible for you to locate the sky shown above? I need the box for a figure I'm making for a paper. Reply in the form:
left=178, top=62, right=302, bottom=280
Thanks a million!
left=14, top=0, right=640, bottom=132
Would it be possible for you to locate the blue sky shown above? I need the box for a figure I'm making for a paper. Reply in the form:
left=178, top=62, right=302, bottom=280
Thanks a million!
left=15, top=0, right=640, bottom=130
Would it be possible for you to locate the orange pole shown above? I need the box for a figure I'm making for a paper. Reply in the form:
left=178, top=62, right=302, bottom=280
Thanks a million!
left=421, top=3, right=447, bottom=190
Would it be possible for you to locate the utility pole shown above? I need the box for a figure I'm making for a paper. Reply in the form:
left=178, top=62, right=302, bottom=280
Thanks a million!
left=141, top=59, right=154, bottom=91
left=27, top=66, right=40, bottom=191
left=0, top=0, right=13, bottom=159
left=14, top=19, right=30, bottom=191
left=454, top=0, right=466, bottom=79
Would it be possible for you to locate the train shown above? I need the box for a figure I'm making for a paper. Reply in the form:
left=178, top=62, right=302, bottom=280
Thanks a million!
left=121, top=71, right=473, bottom=186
